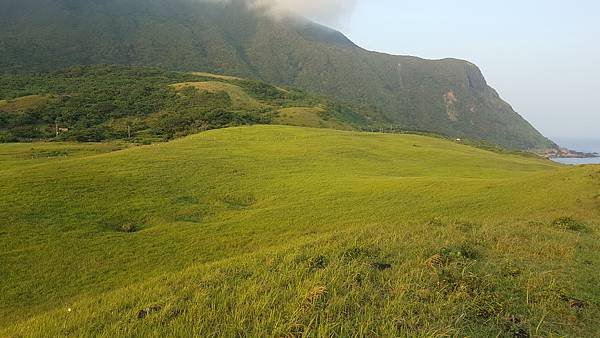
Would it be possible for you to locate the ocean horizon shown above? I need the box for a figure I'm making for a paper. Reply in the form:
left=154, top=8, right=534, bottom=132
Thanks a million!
left=551, top=136, right=600, bottom=154
left=550, top=136, right=600, bottom=165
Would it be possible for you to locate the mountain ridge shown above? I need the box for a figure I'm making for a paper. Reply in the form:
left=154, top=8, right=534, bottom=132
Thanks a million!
left=0, top=0, right=556, bottom=150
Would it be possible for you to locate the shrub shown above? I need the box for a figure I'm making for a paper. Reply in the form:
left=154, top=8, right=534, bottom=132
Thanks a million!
left=117, top=223, right=137, bottom=233
left=0, top=131, right=17, bottom=143
left=439, top=243, right=479, bottom=261
left=552, top=217, right=586, bottom=232
left=426, top=243, right=480, bottom=268
left=307, top=255, right=328, bottom=271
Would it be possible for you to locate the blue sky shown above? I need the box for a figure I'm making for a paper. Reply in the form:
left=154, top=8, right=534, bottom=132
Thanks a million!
left=311, top=0, right=599, bottom=140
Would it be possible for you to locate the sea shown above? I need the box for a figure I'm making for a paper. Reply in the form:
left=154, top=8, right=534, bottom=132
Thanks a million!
left=550, top=136, right=600, bottom=165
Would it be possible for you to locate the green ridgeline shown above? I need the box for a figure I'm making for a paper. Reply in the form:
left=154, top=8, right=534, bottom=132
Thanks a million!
left=0, top=0, right=555, bottom=150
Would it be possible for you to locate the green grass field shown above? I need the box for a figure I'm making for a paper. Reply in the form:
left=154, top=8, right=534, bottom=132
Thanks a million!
left=170, top=81, right=266, bottom=110
left=274, top=106, right=352, bottom=130
left=0, top=95, right=52, bottom=113
left=1, top=125, right=598, bottom=337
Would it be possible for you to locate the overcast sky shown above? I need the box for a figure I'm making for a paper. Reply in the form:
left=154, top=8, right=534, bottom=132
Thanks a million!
left=302, top=0, right=599, bottom=141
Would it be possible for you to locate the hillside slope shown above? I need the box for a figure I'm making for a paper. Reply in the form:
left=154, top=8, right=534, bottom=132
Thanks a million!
left=0, top=65, right=368, bottom=142
left=0, top=0, right=554, bottom=150
left=0, top=126, right=598, bottom=336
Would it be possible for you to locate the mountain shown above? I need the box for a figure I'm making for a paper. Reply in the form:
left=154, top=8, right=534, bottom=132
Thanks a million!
left=0, top=0, right=555, bottom=150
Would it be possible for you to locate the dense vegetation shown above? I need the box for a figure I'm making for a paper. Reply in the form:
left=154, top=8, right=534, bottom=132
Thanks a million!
left=0, top=65, right=368, bottom=142
left=0, top=126, right=598, bottom=336
left=0, top=0, right=555, bottom=150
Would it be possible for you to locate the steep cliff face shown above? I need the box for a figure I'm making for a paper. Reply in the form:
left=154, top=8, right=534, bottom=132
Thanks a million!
left=0, top=0, right=555, bottom=149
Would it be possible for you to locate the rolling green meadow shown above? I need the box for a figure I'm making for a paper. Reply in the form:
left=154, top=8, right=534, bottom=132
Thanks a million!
left=0, top=2, right=595, bottom=336
left=0, top=125, right=598, bottom=337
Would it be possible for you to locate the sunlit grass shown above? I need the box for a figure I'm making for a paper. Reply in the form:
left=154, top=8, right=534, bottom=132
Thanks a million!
left=170, top=81, right=265, bottom=110
left=0, top=125, right=598, bottom=336
left=0, top=94, right=51, bottom=112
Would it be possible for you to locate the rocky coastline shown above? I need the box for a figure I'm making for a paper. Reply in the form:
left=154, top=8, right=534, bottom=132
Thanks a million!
left=540, top=148, right=599, bottom=159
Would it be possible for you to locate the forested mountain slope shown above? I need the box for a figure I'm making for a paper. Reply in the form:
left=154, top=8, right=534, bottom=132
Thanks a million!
left=0, top=0, right=555, bottom=149
left=0, top=65, right=368, bottom=142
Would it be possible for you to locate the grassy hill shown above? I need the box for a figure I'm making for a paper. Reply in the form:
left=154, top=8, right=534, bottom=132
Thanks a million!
left=0, top=125, right=598, bottom=337
left=0, top=65, right=368, bottom=142
left=0, top=0, right=555, bottom=150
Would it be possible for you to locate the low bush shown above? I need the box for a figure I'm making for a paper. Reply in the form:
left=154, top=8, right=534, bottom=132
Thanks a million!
left=117, top=223, right=138, bottom=233
left=552, top=217, right=586, bottom=232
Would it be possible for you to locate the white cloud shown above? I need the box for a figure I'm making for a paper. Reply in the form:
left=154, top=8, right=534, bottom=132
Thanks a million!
left=260, top=0, right=357, bottom=23
left=207, top=0, right=357, bottom=24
